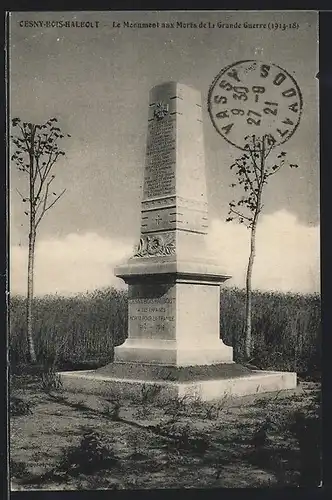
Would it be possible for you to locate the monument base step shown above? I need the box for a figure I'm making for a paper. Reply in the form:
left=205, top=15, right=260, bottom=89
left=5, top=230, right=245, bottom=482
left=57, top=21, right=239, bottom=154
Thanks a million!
left=58, top=364, right=297, bottom=402
left=94, top=361, right=251, bottom=381
left=114, top=342, right=234, bottom=365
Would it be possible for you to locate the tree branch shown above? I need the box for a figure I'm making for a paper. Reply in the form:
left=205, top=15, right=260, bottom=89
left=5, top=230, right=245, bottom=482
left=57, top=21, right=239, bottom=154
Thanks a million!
left=266, top=163, right=283, bottom=177
left=264, top=139, right=276, bottom=159
left=266, top=154, right=287, bottom=178
left=33, top=135, right=43, bottom=184
left=44, top=188, right=66, bottom=212
left=34, top=150, right=60, bottom=204
left=35, top=194, right=45, bottom=213
left=237, top=160, right=259, bottom=202
left=245, top=143, right=262, bottom=189
left=35, top=177, right=52, bottom=227
left=229, top=206, right=252, bottom=222
left=17, top=124, right=29, bottom=151
left=42, top=148, right=59, bottom=182
left=35, top=188, right=66, bottom=229
left=15, top=188, right=27, bottom=201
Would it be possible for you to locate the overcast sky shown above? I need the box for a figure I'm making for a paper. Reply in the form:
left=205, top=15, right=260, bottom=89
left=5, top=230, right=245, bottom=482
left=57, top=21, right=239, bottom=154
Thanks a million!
left=9, top=10, right=320, bottom=296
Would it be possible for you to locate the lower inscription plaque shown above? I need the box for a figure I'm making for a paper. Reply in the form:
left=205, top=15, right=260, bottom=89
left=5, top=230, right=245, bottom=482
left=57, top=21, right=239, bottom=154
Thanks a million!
left=128, top=284, right=176, bottom=340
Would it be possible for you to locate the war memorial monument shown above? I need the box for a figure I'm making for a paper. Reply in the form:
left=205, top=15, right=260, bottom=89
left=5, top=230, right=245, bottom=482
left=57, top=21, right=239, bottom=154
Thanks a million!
left=59, top=81, right=296, bottom=400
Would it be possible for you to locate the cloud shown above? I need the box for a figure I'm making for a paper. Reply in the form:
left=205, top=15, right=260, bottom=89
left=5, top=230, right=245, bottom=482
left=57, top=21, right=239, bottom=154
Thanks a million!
left=10, top=210, right=320, bottom=296
left=10, top=232, right=134, bottom=296
left=207, top=209, right=320, bottom=294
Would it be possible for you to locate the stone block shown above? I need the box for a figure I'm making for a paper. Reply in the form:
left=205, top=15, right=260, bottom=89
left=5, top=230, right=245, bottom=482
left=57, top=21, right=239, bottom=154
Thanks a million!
left=58, top=368, right=297, bottom=402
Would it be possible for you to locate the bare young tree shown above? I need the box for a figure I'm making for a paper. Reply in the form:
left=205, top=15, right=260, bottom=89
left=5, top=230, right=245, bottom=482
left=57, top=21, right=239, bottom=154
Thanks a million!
left=226, top=134, right=298, bottom=361
left=11, top=117, right=71, bottom=363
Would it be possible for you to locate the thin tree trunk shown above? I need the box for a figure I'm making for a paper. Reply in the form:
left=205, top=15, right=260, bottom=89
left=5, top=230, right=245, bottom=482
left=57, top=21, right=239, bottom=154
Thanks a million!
left=244, top=137, right=266, bottom=361
left=244, top=220, right=257, bottom=360
left=26, top=125, right=37, bottom=364
left=27, top=225, right=37, bottom=363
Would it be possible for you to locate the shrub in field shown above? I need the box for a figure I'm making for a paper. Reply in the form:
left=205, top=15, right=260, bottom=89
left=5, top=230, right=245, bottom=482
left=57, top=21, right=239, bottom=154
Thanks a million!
left=10, top=459, right=29, bottom=479
left=134, top=383, right=163, bottom=419
left=289, top=409, right=321, bottom=486
left=100, top=389, right=123, bottom=420
left=40, top=367, right=63, bottom=393
left=10, top=396, right=33, bottom=416
left=153, top=421, right=209, bottom=456
left=102, top=400, right=121, bottom=421
left=140, top=383, right=163, bottom=404
left=126, top=429, right=148, bottom=460
left=141, top=384, right=163, bottom=414
left=163, top=394, right=194, bottom=418
left=80, top=475, right=121, bottom=490
left=164, top=393, right=228, bottom=421
left=57, top=429, right=118, bottom=476
left=201, top=399, right=229, bottom=420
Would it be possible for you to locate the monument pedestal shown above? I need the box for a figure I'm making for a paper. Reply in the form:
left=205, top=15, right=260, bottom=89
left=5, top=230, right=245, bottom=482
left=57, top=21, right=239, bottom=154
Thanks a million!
left=113, top=260, right=233, bottom=367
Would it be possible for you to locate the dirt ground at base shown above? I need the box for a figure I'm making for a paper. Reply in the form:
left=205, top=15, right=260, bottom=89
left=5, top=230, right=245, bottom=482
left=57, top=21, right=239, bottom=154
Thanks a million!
left=9, top=374, right=321, bottom=490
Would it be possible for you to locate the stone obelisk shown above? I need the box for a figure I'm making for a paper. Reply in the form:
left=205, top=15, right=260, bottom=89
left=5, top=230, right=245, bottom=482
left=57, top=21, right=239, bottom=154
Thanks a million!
left=114, top=81, right=233, bottom=366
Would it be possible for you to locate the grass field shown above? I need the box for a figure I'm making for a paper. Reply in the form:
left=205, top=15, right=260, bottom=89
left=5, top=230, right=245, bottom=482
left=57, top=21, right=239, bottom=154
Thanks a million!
left=9, top=287, right=321, bottom=375
left=10, top=371, right=321, bottom=490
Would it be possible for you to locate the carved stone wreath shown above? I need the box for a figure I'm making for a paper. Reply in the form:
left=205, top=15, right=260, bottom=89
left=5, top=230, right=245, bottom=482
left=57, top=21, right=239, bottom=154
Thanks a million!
left=134, top=233, right=175, bottom=258
left=154, top=101, right=169, bottom=120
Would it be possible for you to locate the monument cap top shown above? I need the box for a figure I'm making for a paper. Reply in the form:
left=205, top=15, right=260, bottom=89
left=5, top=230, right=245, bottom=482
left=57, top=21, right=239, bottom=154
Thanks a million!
left=151, top=80, right=197, bottom=88
left=150, top=81, right=201, bottom=98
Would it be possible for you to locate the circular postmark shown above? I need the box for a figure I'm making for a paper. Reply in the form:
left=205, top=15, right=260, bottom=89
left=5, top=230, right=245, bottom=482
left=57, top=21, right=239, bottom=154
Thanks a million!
left=208, top=60, right=303, bottom=150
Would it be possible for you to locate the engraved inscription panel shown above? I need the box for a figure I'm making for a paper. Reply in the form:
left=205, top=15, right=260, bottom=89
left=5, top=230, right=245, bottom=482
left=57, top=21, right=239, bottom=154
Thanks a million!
left=128, top=284, right=176, bottom=340
left=143, top=116, right=176, bottom=200
left=142, top=196, right=176, bottom=211
left=141, top=207, right=177, bottom=233
left=140, top=206, right=208, bottom=234
left=175, top=206, right=209, bottom=234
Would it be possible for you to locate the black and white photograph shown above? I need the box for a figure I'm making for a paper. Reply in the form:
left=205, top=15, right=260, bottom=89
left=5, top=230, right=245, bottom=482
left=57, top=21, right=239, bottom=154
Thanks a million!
left=8, top=10, right=321, bottom=490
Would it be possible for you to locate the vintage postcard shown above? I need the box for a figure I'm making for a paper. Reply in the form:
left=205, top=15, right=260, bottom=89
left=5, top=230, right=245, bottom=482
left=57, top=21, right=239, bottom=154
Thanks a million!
left=8, top=10, right=321, bottom=491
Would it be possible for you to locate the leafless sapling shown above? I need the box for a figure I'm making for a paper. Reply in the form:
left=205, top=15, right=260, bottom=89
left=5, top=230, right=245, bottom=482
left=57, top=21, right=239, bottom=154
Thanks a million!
left=11, top=117, right=71, bottom=363
left=226, top=134, right=298, bottom=360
